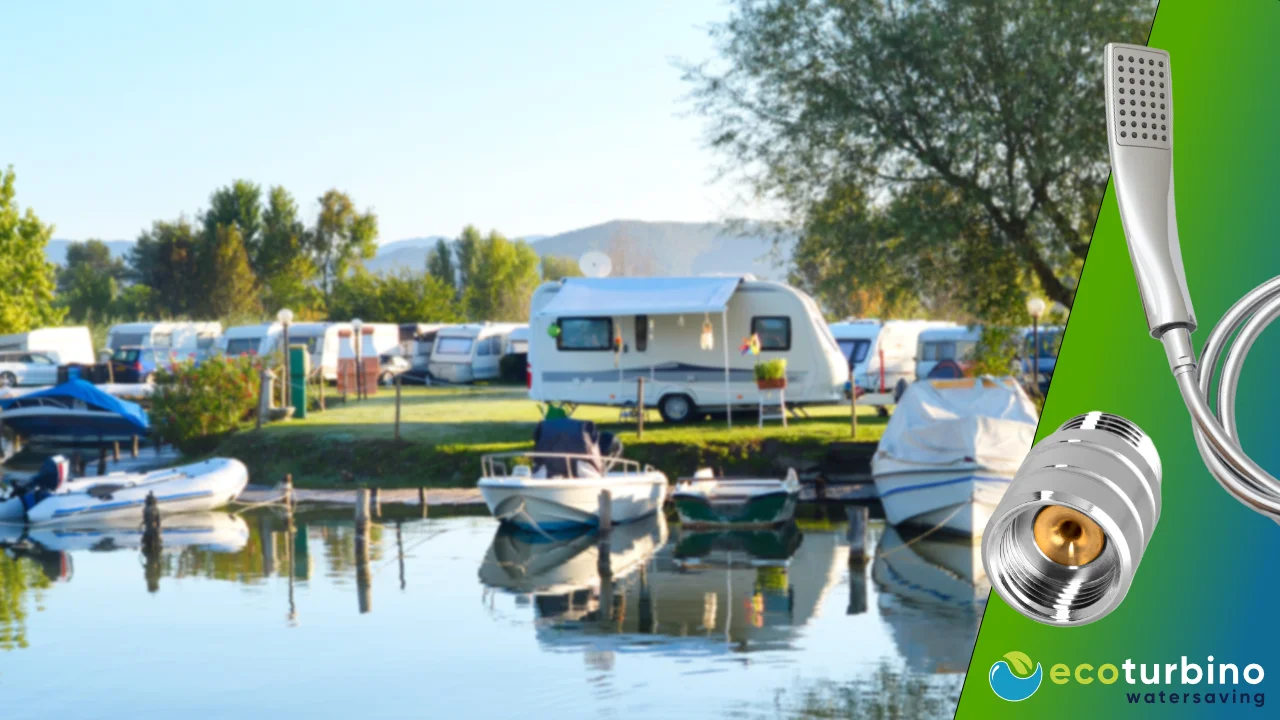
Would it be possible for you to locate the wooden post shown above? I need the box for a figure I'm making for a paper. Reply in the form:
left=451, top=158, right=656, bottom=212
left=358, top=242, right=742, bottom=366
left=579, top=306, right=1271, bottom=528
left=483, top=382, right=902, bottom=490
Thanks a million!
left=318, top=372, right=325, bottom=411
left=597, top=489, right=613, bottom=535
left=354, top=488, right=372, bottom=614
left=847, top=505, right=869, bottom=565
left=418, top=487, right=428, bottom=518
left=283, top=473, right=294, bottom=509
left=142, top=492, right=162, bottom=594
left=394, top=375, right=402, bottom=441
left=112, top=441, right=121, bottom=462
left=355, top=488, right=370, bottom=529
left=130, top=435, right=139, bottom=458
left=371, top=487, right=381, bottom=519
left=97, top=446, right=107, bottom=475
left=849, top=370, right=858, bottom=439
left=636, top=377, right=645, bottom=438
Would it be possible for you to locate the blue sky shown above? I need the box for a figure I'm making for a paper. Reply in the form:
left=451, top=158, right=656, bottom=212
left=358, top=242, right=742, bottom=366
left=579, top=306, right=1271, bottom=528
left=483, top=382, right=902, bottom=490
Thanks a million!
left=4, top=0, right=761, bottom=243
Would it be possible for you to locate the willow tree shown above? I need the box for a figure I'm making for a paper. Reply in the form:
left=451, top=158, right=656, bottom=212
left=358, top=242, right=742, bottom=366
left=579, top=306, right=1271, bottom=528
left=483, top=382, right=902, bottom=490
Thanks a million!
left=685, top=0, right=1156, bottom=314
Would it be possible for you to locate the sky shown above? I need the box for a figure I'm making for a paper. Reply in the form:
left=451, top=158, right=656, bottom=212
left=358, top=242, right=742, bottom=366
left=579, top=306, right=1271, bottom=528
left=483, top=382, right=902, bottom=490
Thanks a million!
left=3, top=0, right=765, bottom=243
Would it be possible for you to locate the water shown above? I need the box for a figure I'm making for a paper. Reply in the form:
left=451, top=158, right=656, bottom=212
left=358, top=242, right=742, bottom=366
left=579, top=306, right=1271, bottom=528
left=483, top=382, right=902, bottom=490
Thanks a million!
left=0, top=508, right=980, bottom=719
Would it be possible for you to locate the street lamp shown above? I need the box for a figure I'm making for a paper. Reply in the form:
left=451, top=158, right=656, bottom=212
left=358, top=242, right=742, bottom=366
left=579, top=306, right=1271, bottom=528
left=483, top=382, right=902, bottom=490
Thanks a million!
left=277, top=308, right=294, bottom=412
left=351, top=318, right=364, bottom=400
left=1025, top=296, right=1047, bottom=396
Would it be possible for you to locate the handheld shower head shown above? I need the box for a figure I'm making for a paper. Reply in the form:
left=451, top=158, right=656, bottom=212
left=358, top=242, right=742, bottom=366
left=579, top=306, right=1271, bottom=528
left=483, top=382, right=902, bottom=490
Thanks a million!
left=1105, top=43, right=1196, bottom=337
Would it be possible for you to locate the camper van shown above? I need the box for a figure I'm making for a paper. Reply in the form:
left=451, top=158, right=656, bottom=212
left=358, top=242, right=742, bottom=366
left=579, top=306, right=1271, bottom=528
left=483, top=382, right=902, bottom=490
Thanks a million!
left=916, top=326, right=983, bottom=380
left=829, top=319, right=958, bottom=397
left=219, top=323, right=282, bottom=357
left=0, top=326, right=95, bottom=365
left=428, top=323, right=523, bottom=384
left=105, top=322, right=222, bottom=360
left=527, top=276, right=849, bottom=422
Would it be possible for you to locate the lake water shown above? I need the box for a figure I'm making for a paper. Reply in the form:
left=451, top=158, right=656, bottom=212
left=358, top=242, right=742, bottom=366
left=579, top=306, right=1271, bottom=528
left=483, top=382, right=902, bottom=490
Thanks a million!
left=0, top=507, right=980, bottom=719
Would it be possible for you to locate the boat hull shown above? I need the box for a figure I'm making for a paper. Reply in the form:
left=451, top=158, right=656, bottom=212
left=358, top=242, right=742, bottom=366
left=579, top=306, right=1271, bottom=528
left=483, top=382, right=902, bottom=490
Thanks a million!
left=672, top=490, right=798, bottom=528
left=0, top=458, right=249, bottom=525
left=478, top=472, right=668, bottom=531
left=872, top=469, right=1013, bottom=537
left=1, top=407, right=147, bottom=444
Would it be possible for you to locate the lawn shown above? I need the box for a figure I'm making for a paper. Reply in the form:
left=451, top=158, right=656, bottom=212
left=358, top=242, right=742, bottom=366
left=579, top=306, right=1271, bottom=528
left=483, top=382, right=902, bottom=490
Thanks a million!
left=218, top=385, right=888, bottom=488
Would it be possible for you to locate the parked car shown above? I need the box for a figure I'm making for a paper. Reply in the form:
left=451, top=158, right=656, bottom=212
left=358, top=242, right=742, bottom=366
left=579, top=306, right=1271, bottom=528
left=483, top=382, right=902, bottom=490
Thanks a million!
left=0, top=351, right=60, bottom=387
left=110, top=346, right=180, bottom=384
left=378, top=354, right=412, bottom=385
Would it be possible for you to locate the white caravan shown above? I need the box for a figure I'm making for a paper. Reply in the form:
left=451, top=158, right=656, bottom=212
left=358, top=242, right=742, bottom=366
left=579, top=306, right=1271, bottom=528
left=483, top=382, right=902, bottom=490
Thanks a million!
left=0, top=327, right=95, bottom=365
left=399, top=323, right=447, bottom=370
left=428, top=323, right=523, bottom=383
left=916, top=326, right=983, bottom=380
left=286, top=322, right=349, bottom=381
left=505, top=325, right=531, bottom=355
left=105, top=322, right=222, bottom=361
left=219, top=323, right=282, bottom=358
left=527, top=276, right=849, bottom=423
left=829, top=319, right=958, bottom=397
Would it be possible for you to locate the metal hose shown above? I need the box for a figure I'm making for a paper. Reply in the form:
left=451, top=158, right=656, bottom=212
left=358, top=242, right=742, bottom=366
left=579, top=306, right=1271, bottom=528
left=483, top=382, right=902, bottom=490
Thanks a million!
left=1160, top=275, right=1280, bottom=520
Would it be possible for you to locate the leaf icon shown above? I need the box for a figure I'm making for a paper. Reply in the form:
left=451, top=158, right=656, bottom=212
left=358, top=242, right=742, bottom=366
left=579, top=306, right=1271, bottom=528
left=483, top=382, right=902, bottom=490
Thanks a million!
left=1004, top=651, right=1035, bottom=676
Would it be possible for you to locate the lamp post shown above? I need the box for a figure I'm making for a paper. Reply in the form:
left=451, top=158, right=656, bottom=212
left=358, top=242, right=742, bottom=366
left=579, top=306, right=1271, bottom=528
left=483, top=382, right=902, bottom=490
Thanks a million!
left=278, top=308, right=294, bottom=411
left=351, top=318, right=364, bottom=400
left=1025, top=296, right=1047, bottom=396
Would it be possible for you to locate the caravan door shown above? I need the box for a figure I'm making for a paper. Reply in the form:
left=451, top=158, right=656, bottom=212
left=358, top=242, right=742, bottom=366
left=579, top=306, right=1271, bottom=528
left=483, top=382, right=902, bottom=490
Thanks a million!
left=473, top=334, right=503, bottom=381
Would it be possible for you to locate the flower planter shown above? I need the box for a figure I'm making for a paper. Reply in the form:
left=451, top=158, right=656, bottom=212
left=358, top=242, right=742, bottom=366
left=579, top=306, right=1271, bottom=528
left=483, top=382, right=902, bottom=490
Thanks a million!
left=756, top=378, right=788, bottom=390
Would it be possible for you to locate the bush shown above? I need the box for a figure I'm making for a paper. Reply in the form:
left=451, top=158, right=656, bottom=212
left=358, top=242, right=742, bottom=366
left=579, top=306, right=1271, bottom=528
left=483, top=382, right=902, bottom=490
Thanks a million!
left=151, top=355, right=260, bottom=454
left=499, top=353, right=527, bottom=384
left=753, top=358, right=787, bottom=382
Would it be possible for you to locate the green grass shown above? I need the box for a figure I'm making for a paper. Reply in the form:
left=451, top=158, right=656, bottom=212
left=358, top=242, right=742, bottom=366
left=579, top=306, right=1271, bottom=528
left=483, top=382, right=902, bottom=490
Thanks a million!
left=218, top=385, right=887, bottom=488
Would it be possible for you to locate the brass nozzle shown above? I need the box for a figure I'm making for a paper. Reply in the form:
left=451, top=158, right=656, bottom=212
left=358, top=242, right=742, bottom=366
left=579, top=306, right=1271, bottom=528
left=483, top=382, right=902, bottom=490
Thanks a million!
left=1033, top=505, right=1106, bottom=567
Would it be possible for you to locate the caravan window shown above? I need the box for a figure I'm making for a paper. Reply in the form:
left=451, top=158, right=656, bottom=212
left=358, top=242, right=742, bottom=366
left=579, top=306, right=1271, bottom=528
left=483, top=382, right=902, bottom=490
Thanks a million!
left=197, top=333, right=217, bottom=350
left=751, top=317, right=791, bottom=351
left=110, top=333, right=145, bottom=350
left=557, top=318, right=612, bottom=351
left=635, top=315, right=648, bottom=352
left=838, top=339, right=871, bottom=366
left=152, top=332, right=172, bottom=348
left=224, top=338, right=260, bottom=356
left=436, top=337, right=474, bottom=355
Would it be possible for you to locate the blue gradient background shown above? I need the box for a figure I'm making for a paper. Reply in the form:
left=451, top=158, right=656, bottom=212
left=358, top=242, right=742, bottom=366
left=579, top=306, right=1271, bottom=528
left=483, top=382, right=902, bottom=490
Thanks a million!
left=957, top=1, right=1280, bottom=716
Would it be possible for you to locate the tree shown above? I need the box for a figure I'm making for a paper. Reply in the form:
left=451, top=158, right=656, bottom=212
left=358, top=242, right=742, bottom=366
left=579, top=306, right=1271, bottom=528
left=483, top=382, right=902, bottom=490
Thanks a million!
left=128, top=217, right=201, bottom=317
left=258, top=186, right=320, bottom=315
left=426, top=238, right=457, bottom=293
left=686, top=0, right=1155, bottom=312
left=541, top=255, right=582, bottom=282
left=0, top=167, right=63, bottom=334
left=311, top=189, right=378, bottom=301
left=328, top=269, right=461, bottom=324
left=203, top=224, right=261, bottom=319
left=462, top=231, right=543, bottom=322
left=453, top=225, right=483, bottom=292
left=58, top=239, right=128, bottom=323
left=202, top=180, right=263, bottom=262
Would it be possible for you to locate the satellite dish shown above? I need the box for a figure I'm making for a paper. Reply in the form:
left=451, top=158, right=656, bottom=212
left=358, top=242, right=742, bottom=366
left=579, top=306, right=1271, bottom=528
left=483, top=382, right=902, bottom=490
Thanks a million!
left=578, top=251, right=613, bottom=278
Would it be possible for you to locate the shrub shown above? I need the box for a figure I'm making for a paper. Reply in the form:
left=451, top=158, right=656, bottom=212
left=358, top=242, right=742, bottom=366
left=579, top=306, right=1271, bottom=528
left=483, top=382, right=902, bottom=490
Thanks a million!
left=151, top=355, right=260, bottom=454
left=753, top=358, right=787, bottom=382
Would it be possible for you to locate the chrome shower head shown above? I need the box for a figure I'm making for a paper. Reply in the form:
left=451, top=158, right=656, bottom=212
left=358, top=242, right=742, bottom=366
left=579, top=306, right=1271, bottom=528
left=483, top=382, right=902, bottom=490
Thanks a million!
left=982, top=412, right=1162, bottom=626
left=1105, top=43, right=1195, bottom=338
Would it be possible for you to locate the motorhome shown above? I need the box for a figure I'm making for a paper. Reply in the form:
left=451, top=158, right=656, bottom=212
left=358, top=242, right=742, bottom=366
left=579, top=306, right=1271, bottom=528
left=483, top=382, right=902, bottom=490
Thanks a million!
left=829, top=319, right=958, bottom=398
left=105, top=322, right=222, bottom=360
left=527, top=276, right=849, bottom=423
left=428, top=323, right=523, bottom=384
left=0, top=327, right=95, bottom=365
left=915, top=326, right=983, bottom=380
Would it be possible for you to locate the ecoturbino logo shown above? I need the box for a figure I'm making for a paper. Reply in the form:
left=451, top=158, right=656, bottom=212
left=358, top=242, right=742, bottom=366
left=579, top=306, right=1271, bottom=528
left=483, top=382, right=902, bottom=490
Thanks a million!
left=990, top=651, right=1043, bottom=702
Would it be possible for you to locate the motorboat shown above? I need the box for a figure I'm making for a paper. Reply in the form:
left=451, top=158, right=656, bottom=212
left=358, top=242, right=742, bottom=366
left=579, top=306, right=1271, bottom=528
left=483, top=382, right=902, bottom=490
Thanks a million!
left=0, top=455, right=249, bottom=525
left=871, top=377, right=1037, bottom=537
left=0, top=379, right=150, bottom=446
left=672, top=522, right=804, bottom=567
left=478, top=419, right=668, bottom=531
left=671, top=468, right=800, bottom=528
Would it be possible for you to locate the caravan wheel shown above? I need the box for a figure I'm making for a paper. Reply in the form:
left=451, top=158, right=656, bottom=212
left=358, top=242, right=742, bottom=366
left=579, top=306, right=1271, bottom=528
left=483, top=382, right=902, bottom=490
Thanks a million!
left=658, top=394, right=696, bottom=424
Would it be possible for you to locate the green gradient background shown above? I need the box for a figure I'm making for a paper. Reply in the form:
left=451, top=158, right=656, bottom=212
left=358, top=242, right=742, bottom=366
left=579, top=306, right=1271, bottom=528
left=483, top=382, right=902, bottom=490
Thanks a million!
left=955, top=1, right=1280, bottom=716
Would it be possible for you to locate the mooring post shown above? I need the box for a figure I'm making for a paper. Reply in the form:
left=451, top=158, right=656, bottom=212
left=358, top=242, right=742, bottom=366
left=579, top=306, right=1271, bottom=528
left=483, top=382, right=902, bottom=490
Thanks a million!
left=355, top=488, right=370, bottom=529
left=418, top=487, right=428, bottom=518
left=318, top=373, right=325, bottom=412
left=142, top=492, right=162, bottom=552
left=849, top=370, right=858, bottom=439
left=97, top=446, right=107, bottom=475
left=636, top=377, right=645, bottom=438
left=394, top=375, right=402, bottom=441
left=847, top=505, right=869, bottom=565
left=130, top=435, right=139, bottom=458
left=354, top=488, right=372, bottom=614
left=112, top=441, right=121, bottom=462
left=283, top=473, right=294, bottom=510
left=597, top=489, right=612, bottom=535
left=371, top=487, right=381, bottom=519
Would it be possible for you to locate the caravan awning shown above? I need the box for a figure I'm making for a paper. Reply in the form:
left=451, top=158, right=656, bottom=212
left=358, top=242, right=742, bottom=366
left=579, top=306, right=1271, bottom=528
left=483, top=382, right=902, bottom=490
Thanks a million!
left=536, top=276, right=743, bottom=317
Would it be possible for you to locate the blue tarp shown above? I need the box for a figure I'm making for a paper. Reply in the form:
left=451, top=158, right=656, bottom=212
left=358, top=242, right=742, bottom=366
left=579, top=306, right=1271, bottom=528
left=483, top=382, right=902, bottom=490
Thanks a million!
left=0, top=379, right=150, bottom=432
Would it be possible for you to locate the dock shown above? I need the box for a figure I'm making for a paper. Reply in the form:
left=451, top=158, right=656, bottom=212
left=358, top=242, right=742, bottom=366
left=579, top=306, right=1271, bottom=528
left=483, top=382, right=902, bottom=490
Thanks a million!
left=237, top=484, right=485, bottom=507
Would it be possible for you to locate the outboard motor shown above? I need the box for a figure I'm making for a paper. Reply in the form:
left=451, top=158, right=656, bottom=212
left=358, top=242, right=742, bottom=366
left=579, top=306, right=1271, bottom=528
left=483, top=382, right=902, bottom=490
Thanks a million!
left=31, top=455, right=72, bottom=494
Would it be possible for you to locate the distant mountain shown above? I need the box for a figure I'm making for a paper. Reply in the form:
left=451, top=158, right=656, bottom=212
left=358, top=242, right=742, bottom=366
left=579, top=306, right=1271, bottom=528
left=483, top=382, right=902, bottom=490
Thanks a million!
left=46, top=239, right=133, bottom=266
left=364, top=221, right=790, bottom=279
left=47, top=221, right=792, bottom=280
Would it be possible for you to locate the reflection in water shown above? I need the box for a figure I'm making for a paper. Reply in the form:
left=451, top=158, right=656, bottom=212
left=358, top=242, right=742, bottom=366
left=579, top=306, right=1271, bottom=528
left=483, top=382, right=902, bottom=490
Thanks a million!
left=0, top=507, right=986, bottom=719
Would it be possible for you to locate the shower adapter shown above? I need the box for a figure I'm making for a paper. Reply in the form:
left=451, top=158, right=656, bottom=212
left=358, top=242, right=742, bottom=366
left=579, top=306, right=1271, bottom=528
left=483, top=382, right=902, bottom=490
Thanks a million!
left=983, top=412, right=1162, bottom=626
left=1107, top=42, right=1280, bottom=522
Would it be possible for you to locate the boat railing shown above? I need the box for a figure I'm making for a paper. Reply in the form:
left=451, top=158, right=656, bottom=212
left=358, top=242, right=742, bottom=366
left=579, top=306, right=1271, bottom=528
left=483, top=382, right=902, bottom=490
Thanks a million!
left=481, top=451, right=655, bottom=479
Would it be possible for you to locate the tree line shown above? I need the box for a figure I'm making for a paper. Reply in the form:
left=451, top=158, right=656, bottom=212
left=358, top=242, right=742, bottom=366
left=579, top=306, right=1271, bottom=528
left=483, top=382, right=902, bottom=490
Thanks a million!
left=0, top=170, right=583, bottom=335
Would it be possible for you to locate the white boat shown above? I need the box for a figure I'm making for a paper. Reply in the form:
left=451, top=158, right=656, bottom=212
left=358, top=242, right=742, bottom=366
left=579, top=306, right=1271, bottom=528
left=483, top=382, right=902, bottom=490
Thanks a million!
left=871, top=377, right=1037, bottom=537
left=478, top=419, right=667, bottom=531
left=0, top=456, right=249, bottom=525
